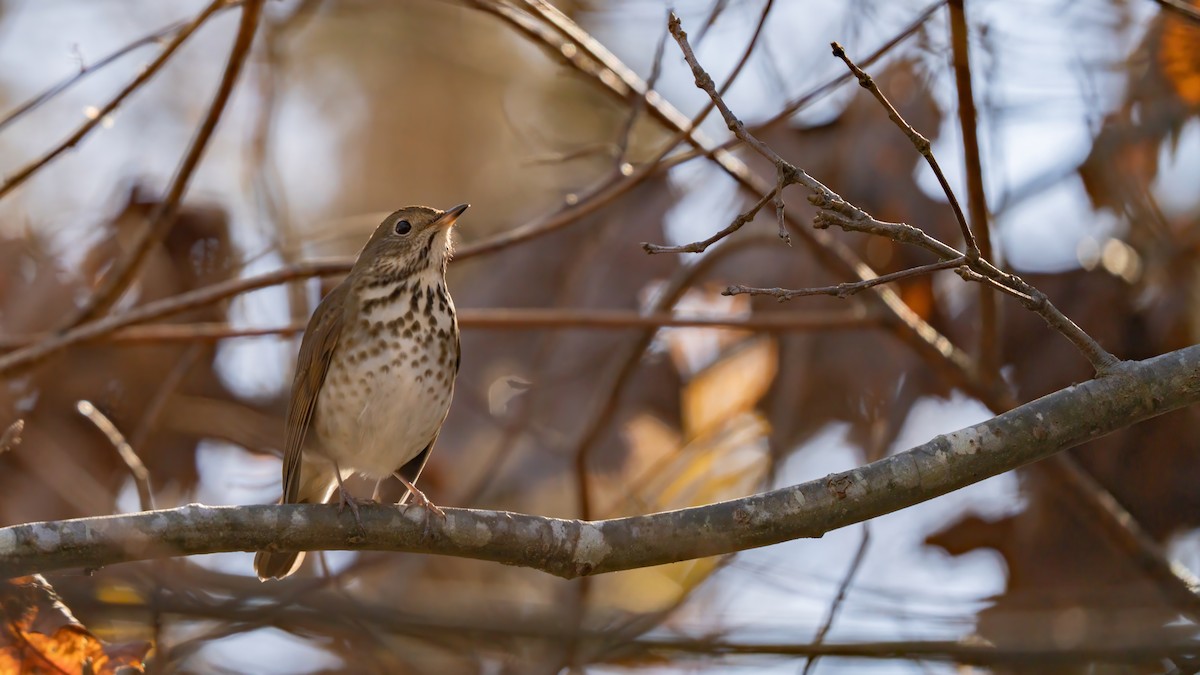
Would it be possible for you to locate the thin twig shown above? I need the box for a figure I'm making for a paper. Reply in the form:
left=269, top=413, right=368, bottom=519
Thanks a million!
left=0, top=4, right=239, bottom=133
left=68, top=0, right=266, bottom=326
left=741, top=0, right=946, bottom=142
left=0, top=0, right=228, bottom=201
left=76, top=401, right=155, bottom=511
left=958, top=260, right=1120, bottom=372
left=613, top=9, right=669, bottom=164
left=475, top=2, right=980, bottom=390
left=830, top=41, right=979, bottom=257
left=0, top=260, right=348, bottom=376
left=646, top=13, right=847, bottom=254
left=802, top=524, right=871, bottom=675
left=828, top=42, right=1120, bottom=374
left=727, top=258, right=966, bottom=301
left=644, top=187, right=777, bottom=254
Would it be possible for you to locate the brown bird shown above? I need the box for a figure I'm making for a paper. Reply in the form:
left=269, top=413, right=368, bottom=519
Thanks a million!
left=254, top=204, right=467, bottom=580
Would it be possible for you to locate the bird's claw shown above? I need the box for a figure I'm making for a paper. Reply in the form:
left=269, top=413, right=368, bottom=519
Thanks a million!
left=335, top=485, right=373, bottom=532
left=401, top=481, right=446, bottom=519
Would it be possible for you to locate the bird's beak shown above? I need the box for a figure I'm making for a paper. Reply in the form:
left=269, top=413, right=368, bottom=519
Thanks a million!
left=436, top=203, right=469, bottom=229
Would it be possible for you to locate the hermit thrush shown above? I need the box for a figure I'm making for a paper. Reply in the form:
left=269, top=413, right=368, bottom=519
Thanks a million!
left=254, top=204, right=467, bottom=581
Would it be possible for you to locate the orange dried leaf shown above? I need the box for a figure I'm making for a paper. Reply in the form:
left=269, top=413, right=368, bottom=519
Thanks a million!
left=1, top=576, right=151, bottom=675
left=1161, top=6, right=1200, bottom=106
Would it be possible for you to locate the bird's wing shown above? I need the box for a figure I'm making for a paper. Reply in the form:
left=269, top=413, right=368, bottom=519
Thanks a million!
left=281, top=281, right=350, bottom=504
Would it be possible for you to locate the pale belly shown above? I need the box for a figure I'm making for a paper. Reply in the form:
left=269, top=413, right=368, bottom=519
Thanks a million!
left=311, top=296, right=456, bottom=480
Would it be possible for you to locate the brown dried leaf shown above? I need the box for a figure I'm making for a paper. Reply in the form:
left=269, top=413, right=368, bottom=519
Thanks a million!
left=0, top=575, right=151, bottom=675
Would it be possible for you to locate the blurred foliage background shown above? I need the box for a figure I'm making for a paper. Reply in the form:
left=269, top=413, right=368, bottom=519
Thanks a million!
left=0, top=0, right=1198, bottom=672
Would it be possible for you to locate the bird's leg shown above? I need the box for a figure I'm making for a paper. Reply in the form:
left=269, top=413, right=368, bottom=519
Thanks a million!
left=332, top=460, right=366, bottom=530
left=394, top=472, right=446, bottom=519
left=371, top=478, right=385, bottom=502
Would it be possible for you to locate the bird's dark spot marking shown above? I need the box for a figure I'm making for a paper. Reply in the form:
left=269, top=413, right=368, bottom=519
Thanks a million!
left=361, top=282, right=408, bottom=315
left=420, top=230, right=436, bottom=260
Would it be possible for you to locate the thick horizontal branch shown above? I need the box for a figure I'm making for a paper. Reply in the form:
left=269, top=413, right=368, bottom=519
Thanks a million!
left=2, top=345, right=1198, bottom=580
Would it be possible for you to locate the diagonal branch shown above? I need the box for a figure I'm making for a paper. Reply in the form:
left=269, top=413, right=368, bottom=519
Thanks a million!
left=830, top=41, right=978, bottom=257
left=0, top=260, right=348, bottom=376
left=67, top=0, right=266, bottom=326
left=0, top=0, right=229, bottom=201
left=2, top=344, right=1198, bottom=583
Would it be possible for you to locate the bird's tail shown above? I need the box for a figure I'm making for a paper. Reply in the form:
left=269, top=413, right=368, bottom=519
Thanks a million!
left=254, top=458, right=339, bottom=581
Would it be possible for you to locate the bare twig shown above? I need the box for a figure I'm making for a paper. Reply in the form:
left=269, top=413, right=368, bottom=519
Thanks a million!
left=830, top=41, right=978, bottom=257
left=802, top=524, right=872, bottom=675
left=613, top=9, right=669, bottom=164
left=0, top=0, right=228, bottom=201
left=742, top=0, right=946, bottom=141
left=0, top=260, right=348, bottom=376
left=2, top=342, right=1198, bottom=579
left=824, top=41, right=1120, bottom=374
left=472, top=2, right=981, bottom=385
left=76, top=401, right=155, bottom=511
left=727, top=258, right=966, bottom=301
left=0, top=3, right=240, bottom=133
left=955, top=261, right=1120, bottom=372
left=68, top=0, right=266, bottom=326
left=642, top=13, right=846, bottom=254
left=644, top=187, right=777, bottom=254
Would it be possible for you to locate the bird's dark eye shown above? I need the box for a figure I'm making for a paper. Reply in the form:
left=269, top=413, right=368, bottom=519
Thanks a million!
left=394, top=219, right=412, bottom=235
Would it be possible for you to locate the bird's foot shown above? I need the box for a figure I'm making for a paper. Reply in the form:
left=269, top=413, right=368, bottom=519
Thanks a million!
left=335, top=485, right=375, bottom=531
left=395, top=475, right=446, bottom=519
